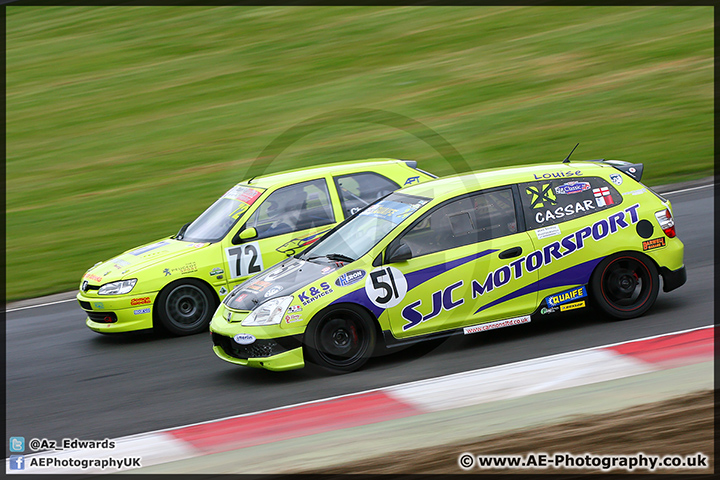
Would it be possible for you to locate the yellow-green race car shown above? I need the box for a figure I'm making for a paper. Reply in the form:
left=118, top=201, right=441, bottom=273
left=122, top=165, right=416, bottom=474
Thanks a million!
left=77, top=159, right=436, bottom=335
left=210, top=159, right=686, bottom=372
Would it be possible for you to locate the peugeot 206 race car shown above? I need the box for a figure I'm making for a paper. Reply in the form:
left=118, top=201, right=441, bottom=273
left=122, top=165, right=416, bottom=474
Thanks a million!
left=210, top=159, right=686, bottom=372
left=78, top=159, right=435, bottom=335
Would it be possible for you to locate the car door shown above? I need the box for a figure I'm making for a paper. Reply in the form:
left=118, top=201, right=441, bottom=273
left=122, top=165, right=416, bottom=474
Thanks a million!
left=377, top=187, right=538, bottom=338
left=220, top=178, right=338, bottom=290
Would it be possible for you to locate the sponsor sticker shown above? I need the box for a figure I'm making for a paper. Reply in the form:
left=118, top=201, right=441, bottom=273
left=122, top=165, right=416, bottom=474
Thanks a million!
left=593, top=187, right=614, bottom=207
left=164, top=262, right=198, bottom=276
left=626, top=188, right=647, bottom=196
left=276, top=229, right=330, bottom=255
left=360, top=200, right=425, bottom=224
left=609, top=173, right=623, bottom=185
left=335, top=269, right=366, bottom=287
left=546, top=286, right=587, bottom=307
left=298, top=282, right=334, bottom=306
left=130, top=241, right=169, bottom=256
left=526, top=183, right=557, bottom=209
left=264, top=285, right=284, bottom=298
left=133, top=308, right=151, bottom=315
left=321, top=266, right=335, bottom=274
left=285, top=314, right=303, bottom=324
left=463, top=315, right=531, bottom=335
left=642, top=237, right=666, bottom=251
left=223, top=185, right=263, bottom=205
left=560, top=300, right=586, bottom=311
left=210, top=268, right=224, bottom=276
left=218, top=286, right=228, bottom=296
left=93, top=302, right=104, bottom=309
left=287, top=305, right=302, bottom=313
left=404, top=176, right=420, bottom=186
left=233, top=333, right=256, bottom=345
left=554, top=181, right=591, bottom=195
left=535, top=225, right=561, bottom=239
left=247, top=280, right=272, bottom=292
left=401, top=280, right=464, bottom=331
left=187, top=242, right=208, bottom=248
left=83, top=273, right=103, bottom=283
left=130, top=297, right=151, bottom=306
left=540, top=306, right=558, bottom=315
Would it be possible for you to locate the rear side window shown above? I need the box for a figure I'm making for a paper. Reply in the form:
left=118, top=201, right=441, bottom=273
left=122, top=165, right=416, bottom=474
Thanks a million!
left=334, top=172, right=400, bottom=218
left=519, top=177, right=622, bottom=229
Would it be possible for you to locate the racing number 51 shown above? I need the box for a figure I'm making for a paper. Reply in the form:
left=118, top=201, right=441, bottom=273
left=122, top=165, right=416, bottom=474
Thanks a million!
left=226, top=243, right=264, bottom=279
left=370, top=268, right=399, bottom=304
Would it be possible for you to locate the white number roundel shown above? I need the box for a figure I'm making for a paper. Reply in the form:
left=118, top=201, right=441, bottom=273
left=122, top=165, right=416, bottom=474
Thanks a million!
left=365, top=266, right=408, bottom=309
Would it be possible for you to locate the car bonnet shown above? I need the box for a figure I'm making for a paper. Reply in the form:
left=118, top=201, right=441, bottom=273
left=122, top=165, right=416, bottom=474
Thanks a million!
left=223, top=257, right=341, bottom=310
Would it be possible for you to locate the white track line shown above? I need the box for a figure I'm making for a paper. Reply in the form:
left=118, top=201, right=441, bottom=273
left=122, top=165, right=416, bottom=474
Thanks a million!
left=6, top=298, right=77, bottom=313
left=5, top=183, right=713, bottom=313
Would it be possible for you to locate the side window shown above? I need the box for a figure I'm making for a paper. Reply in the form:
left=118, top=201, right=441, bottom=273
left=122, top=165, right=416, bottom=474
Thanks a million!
left=334, top=172, right=400, bottom=218
left=245, top=179, right=335, bottom=239
left=393, top=188, right=517, bottom=258
left=519, top=177, right=623, bottom=229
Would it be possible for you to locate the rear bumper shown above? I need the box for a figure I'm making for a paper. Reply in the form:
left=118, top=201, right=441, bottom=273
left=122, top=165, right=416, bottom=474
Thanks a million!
left=660, top=265, right=687, bottom=293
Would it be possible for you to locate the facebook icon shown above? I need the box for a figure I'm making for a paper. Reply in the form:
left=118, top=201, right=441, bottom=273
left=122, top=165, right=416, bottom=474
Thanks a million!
left=9, top=455, right=25, bottom=470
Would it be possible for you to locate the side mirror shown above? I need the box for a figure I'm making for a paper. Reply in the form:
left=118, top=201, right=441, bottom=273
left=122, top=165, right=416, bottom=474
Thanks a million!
left=386, top=243, right=412, bottom=263
left=233, top=227, right=258, bottom=244
left=175, top=222, right=191, bottom=240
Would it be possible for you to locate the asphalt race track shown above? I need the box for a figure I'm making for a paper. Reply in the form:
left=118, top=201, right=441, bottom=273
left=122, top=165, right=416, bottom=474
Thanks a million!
left=6, top=187, right=713, bottom=445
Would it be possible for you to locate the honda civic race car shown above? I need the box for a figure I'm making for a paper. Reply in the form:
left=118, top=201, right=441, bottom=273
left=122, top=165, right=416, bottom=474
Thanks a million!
left=210, top=159, right=686, bottom=372
left=77, top=159, right=435, bottom=335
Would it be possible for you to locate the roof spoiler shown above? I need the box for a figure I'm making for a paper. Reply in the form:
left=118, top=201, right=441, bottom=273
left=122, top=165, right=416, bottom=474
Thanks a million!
left=401, top=159, right=438, bottom=179
left=583, top=159, right=644, bottom=182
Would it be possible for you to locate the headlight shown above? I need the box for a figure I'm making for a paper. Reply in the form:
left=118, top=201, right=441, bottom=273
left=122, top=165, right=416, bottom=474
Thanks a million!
left=98, top=279, right=137, bottom=296
left=242, top=296, right=293, bottom=326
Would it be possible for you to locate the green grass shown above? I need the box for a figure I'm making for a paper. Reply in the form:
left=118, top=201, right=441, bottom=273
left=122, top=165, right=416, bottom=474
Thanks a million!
left=6, top=6, right=713, bottom=301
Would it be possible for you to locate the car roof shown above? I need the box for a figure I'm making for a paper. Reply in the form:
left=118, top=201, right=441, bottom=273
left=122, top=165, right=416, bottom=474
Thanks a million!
left=240, top=158, right=411, bottom=189
left=400, top=161, right=616, bottom=201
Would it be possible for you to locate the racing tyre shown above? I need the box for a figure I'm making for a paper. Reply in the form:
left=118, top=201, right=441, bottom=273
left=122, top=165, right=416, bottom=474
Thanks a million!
left=155, top=279, right=217, bottom=336
left=305, top=305, right=376, bottom=373
left=590, top=252, right=659, bottom=320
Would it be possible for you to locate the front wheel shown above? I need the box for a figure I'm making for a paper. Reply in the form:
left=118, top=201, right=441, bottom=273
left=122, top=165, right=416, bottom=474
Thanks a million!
left=155, top=279, right=217, bottom=336
left=304, top=305, right=376, bottom=373
left=590, top=252, right=659, bottom=320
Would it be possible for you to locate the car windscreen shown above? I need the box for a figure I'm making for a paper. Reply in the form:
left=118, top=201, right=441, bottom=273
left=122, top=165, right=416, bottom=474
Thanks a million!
left=181, top=185, right=265, bottom=243
left=300, top=192, right=430, bottom=262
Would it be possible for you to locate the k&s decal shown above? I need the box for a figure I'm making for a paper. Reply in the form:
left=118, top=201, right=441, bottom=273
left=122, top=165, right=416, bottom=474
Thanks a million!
left=298, top=282, right=333, bottom=306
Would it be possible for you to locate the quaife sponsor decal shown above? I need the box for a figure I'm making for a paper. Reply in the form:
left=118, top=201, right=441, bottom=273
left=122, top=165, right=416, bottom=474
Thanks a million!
left=335, top=269, right=366, bottom=287
left=561, top=300, right=586, bottom=311
left=298, top=282, right=333, bottom=306
left=473, top=204, right=640, bottom=300
left=130, top=297, right=151, bottom=306
left=463, top=315, right=531, bottom=334
left=546, top=286, right=587, bottom=307
left=642, top=237, right=666, bottom=251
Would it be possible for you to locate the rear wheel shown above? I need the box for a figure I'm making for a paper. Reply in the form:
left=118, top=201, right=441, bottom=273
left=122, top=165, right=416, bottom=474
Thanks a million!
left=304, top=305, right=376, bottom=373
left=590, top=252, right=659, bottom=320
left=156, top=279, right=217, bottom=336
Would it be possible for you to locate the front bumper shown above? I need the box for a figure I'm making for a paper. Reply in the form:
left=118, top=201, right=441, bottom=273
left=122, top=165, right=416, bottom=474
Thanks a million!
left=77, top=291, right=158, bottom=333
left=212, top=344, right=305, bottom=371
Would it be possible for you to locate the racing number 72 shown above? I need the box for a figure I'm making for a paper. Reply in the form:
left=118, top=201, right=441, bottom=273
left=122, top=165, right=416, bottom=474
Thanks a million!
left=370, top=268, right=399, bottom=304
left=226, top=243, right=263, bottom=279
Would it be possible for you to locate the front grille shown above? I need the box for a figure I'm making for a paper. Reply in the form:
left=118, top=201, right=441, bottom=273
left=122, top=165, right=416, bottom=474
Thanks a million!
left=87, top=311, right=118, bottom=323
left=78, top=300, right=92, bottom=310
left=212, top=333, right=301, bottom=359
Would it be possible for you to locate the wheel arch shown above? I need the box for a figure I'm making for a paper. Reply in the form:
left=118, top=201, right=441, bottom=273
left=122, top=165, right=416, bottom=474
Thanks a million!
left=152, top=277, right=221, bottom=329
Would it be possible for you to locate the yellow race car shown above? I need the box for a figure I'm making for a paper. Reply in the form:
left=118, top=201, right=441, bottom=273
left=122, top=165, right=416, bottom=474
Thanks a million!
left=77, top=159, right=435, bottom=335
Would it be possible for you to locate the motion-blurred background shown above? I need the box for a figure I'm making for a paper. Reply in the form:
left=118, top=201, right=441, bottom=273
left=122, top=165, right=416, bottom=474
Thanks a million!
left=6, top=6, right=712, bottom=301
